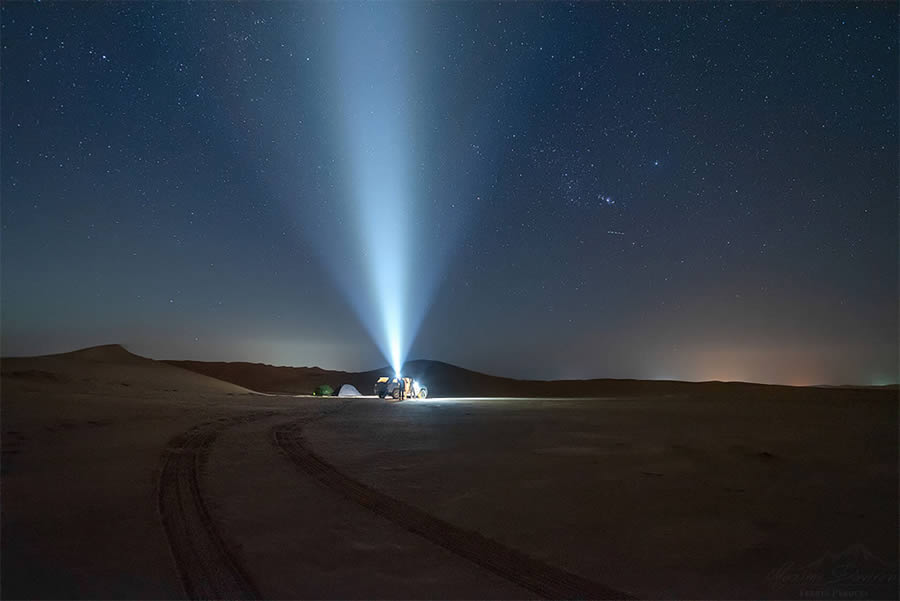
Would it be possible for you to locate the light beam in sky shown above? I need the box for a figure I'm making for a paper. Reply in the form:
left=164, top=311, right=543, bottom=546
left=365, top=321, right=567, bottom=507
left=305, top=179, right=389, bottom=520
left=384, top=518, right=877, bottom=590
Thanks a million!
left=324, top=4, right=423, bottom=375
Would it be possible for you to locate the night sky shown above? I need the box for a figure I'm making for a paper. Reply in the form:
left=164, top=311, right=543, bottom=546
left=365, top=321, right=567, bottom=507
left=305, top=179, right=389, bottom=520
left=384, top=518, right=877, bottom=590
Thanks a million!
left=2, top=2, right=897, bottom=386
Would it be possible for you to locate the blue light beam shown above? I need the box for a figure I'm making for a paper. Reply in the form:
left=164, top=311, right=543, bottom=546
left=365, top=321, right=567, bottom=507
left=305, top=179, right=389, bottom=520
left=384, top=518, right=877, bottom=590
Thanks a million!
left=330, top=5, right=419, bottom=374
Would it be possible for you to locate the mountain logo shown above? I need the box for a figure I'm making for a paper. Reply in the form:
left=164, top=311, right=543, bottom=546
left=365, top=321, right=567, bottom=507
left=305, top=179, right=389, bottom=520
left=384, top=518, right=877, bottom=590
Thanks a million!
left=768, top=544, right=897, bottom=598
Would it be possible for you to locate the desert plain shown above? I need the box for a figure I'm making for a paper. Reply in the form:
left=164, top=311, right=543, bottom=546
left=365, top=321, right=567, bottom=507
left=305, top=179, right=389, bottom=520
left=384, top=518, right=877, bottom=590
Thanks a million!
left=1, top=345, right=897, bottom=600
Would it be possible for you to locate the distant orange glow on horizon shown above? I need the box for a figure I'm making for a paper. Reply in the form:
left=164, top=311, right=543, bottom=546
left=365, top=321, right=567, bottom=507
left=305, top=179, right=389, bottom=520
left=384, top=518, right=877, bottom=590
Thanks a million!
left=642, top=345, right=842, bottom=386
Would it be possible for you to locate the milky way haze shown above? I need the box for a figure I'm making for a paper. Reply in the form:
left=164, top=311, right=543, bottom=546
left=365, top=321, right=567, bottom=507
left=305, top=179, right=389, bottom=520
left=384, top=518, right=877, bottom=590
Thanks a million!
left=2, top=2, right=897, bottom=385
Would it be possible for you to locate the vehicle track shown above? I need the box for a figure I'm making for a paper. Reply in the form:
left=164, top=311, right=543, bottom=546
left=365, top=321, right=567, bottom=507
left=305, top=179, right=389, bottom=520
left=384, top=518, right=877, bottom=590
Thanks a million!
left=272, top=418, right=635, bottom=600
left=158, top=411, right=276, bottom=600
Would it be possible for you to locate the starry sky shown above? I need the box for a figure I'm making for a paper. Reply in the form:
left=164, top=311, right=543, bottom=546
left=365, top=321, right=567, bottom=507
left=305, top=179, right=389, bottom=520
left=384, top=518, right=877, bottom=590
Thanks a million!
left=2, top=2, right=897, bottom=386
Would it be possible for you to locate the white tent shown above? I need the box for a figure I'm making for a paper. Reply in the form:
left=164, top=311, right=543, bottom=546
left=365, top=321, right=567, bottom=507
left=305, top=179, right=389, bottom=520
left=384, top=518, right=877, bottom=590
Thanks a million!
left=337, top=384, right=361, bottom=397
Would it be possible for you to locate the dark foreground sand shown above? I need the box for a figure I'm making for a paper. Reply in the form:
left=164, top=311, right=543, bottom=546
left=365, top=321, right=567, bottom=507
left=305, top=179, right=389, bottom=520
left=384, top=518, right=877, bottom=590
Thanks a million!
left=2, top=347, right=897, bottom=599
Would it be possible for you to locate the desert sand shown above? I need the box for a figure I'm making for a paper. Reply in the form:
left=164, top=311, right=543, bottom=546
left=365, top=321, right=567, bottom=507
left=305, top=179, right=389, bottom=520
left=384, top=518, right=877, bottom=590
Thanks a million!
left=2, top=345, right=897, bottom=599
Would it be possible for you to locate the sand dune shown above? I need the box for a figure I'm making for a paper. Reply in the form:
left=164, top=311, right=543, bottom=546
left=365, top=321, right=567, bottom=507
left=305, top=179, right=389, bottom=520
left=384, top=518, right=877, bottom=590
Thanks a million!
left=165, top=358, right=376, bottom=396
left=3, top=344, right=252, bottom=396
left=167, top=356, right=896, bottom=403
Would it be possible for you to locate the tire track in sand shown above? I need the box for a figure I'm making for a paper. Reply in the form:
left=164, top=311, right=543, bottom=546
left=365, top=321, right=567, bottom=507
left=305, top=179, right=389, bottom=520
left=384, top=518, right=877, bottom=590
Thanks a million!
left=158, top=411, right=275, bottom=600
left=272, top=418, right=635, bottom=600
